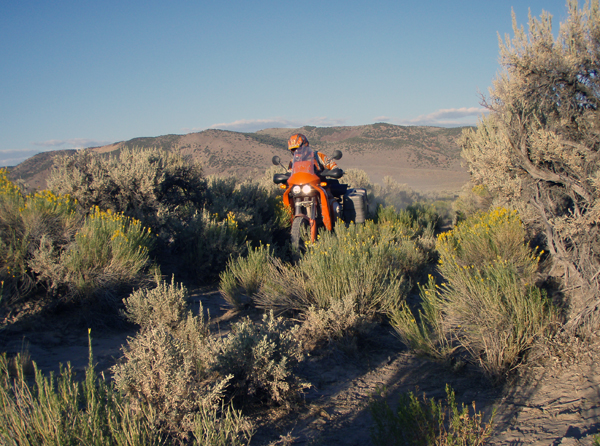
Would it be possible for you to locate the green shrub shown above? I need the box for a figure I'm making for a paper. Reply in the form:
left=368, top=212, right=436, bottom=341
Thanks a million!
left=390, top=275, right=455, bottom=362
left=391, top=208, right=556, bottom=380
left=439, top=260, right=555, bottom=380
left=112, top=324, right=234, bottom=440
left=0, top=335, right=160, bottom=446
left=405, top=203, right=442, bottom=233
left=299, top=222, right=417, bottom=313
left=452, top=184, right=493, bottom=223
left=0, top=330, right=253, bottom=446
left=121, top=277, right=210, bottom=363
left=376, top=205, right=422, bottom=235
left=297, top=294, right=376, bottom=352
left=219, top=242, right=272, bottom=309
left=118, top=278, right=306, bottom=420
left=123, top=275, right=190, bottom=329
left=48, top=147, right=207, bottom=244
left=256, top=220, right=429, bottom=315
left=190, top=403, right=254, bottom=446
left=204, top=176, right=289, bottom=246
left=115, top=278, right=256, bottom=443
left=175, top=209, right=245, bottom=282
left=31, top=206, right=153, bottom=303
left=370, top=384, right=494, bottom=446
left=376, top=204, right=440, bottom=240
left=371, top=176, right=426, bottom=212
left=343, top=168, right=372, bottom=190
left=212, top=311, right=307, bottom=406
left=250, top=217, right=433, bottom=351
left=0, top=170, right=80, bottom=304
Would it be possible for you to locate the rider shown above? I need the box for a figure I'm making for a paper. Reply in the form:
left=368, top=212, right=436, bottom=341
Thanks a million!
left=287, top=133, right=346, bottom=197
left=287, top=133, right=337, bottom=171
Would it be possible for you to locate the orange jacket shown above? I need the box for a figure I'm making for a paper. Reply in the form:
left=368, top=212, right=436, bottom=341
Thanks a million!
left=315, top=151, right=337, bottom=170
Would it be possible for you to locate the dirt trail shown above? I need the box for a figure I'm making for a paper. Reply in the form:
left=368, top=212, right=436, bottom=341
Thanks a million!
left=2, top=289, right=599, bottom=445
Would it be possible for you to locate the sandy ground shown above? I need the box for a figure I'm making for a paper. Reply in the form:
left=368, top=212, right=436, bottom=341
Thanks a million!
left=2, top=288, right=599, bottom=445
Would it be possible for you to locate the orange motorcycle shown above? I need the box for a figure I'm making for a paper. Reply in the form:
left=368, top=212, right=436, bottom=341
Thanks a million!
left=272, top=145, right=366, bottom=250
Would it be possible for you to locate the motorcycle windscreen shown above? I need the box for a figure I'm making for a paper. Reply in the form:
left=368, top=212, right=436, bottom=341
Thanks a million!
left=291, top=145, right=318, bottom=174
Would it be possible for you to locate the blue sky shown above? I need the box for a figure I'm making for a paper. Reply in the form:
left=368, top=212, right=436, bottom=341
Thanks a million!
left=1, top=0, right=571, bottom=166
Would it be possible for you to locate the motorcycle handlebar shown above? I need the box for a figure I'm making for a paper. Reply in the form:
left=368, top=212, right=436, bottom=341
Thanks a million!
left=272, top=168, right=343, bottom=185
left=320, top=168, right=344, bottom=179
left=273, top=172, right=291, bottom=184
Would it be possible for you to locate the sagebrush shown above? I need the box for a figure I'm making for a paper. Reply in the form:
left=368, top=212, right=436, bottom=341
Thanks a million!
left=460, top=0, right=600, bottom=331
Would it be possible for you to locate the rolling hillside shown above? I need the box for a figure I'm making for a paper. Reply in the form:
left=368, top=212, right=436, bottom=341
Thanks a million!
left=8, top=124, right=472, bottom=193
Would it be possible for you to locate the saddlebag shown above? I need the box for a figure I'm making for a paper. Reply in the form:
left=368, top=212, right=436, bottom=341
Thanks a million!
left=343, top=188, right=367, bottom=224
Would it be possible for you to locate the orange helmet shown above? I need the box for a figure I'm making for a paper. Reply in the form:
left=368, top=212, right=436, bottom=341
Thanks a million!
left=288, top=133, right=309, bottom=151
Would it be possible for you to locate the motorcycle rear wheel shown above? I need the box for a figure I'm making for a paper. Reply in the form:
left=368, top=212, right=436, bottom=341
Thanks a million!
left=291, top=216, right=311, bottom=252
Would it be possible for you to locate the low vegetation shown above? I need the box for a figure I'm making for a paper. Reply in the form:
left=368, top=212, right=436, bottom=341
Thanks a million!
left=0, top=331, right=254, bottom=446
left=370, top=384, right=495, bottom=446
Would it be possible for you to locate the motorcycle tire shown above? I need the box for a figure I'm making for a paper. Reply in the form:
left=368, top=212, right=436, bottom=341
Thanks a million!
left=291, top=216, right=311, bottom=252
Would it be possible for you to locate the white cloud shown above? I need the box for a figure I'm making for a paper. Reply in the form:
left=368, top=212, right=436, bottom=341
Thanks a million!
left=208, top=118, right=298, bottom=133
left=1, top=138, right=112, bottom=167
left=33, top=138, right=111, bottom=149
left=392, top=107, right=488, bottom=127
left=306, top=117, right=347, bottom=127
left=188, top=116, right=349, bottom=134
left=0, top=149, right=45, bottom=167
left=373, top=116, right=391, bottom=122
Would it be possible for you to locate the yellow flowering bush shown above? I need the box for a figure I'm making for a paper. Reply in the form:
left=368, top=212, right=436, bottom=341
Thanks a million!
left=56, top=206, right=153, bottom=300
left=391, top=207, right=556, bottom=381
left=0, top=169, right=22, bottom=200
left=437, top=207, right=538, bottom=283
left=0, top=170, right=81, bottom=303
left=22, top=190, right=77, bottom=214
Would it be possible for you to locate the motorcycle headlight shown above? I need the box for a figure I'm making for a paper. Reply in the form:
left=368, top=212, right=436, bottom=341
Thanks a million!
left=302, top=185, right=312, bottom=194
left=292, top=185, right=301, bottom=195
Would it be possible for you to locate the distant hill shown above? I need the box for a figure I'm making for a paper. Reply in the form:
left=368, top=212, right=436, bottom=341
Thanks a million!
left=8, top=124, right=472, bottom=193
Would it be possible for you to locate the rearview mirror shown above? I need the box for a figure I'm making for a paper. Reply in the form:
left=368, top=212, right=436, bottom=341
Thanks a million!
left=331, top=150, right=342, bottom=160
left=272, top=155, right=281, bottom=165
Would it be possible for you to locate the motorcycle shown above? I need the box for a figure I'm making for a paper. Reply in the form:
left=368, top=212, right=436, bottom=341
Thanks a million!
left=272, top=145, right=354, bottom=250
